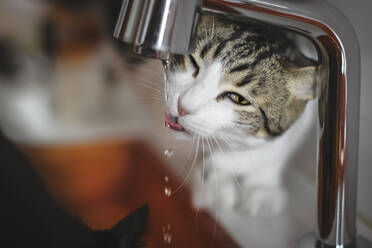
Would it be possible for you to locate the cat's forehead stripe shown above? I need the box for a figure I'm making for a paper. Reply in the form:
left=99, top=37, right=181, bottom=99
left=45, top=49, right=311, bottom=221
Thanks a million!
left=228, top=47, right=275, bottom=74
left=200, top=41, right=213, bottom=59
left=232, top=42, right=249, bottom=50
left=229, top=63, right=251, bottom=73
left=250, top=49, right=274, bottom=68
left=226, top=49, right=253, bottom=67
left=236, top=74, right=255, bottom=87
left=213, top=29, right=245, bottom=59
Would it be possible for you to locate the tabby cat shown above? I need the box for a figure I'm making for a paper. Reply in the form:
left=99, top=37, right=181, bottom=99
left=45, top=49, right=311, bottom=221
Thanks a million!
left=164, top=14, right=323, bottom=215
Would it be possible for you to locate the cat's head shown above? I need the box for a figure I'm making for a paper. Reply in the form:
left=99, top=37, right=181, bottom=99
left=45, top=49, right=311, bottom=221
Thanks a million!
left=164, top=15, right=319, bottom=145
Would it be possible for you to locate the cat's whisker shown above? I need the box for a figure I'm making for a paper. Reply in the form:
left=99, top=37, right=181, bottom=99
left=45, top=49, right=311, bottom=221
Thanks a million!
left=220, top=135, right=239, bottom=153
left=137, top=67, right=163, bottom=77
left=195, top=136, right=206, bottom=221
left=205, top=137, right=219, bottom=241
left=135, top=96, right=164, bottom=102
left=131, top=76, right=164, bottom=90
left=224, top=142, right=238, bottom=155
left=136, top=80, right=164, bottom=93
left=131, top=93, right=165, bottom=104
left=116, top=57, right=163, bottom=77
left=173, top=135, right=200, bottom=194
left=136, top=82, right=164, bottom=95
left=174, top=135, right=197, bottom=178
left=141, top=63, right=163, bottom=73
left=215, top=136, right=249, bottom=208
left=137, top=77, right=164, bottom=90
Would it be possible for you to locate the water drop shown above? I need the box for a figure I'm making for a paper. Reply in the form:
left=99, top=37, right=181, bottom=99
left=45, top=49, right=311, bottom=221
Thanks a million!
left=164, top=187, right=172, bottom=197
left=162, top=59, right=169, bottom=68
left=164, top=176, right=169, bottom=183
left=163, top=233, right=172, bottom=244
left=164, top=149, right=174, bottom=158
left=166, top=234, right=172, bottom=243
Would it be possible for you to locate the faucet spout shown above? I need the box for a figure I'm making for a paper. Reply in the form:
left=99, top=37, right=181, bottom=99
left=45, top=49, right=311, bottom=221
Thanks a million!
left=114, top=0, right=372, bottom=247
left=114, top=0, right=201, bottom=59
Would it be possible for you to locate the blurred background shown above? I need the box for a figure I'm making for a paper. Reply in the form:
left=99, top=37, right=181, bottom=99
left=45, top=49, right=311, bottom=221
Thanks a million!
left=0, top=0, right=370, bottom=247
left=0, top=0, right=236, bottom=247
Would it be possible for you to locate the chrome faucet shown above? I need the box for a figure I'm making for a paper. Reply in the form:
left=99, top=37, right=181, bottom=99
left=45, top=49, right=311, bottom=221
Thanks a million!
left=114, top=0, right=372, bottom=247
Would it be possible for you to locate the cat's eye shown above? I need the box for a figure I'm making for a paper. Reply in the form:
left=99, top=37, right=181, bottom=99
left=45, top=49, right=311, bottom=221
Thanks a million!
left=189, top=55, right=199, bottom=78
left=224, top=92, right=251, bottom=105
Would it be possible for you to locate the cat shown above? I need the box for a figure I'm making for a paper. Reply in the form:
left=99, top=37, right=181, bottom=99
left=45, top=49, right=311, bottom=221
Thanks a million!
left=164, top=14, right=324, bottom=216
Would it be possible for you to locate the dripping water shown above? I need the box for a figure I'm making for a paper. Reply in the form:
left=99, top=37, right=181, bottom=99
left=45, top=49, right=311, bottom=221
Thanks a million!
left=164, top=148, right=174, bottom=158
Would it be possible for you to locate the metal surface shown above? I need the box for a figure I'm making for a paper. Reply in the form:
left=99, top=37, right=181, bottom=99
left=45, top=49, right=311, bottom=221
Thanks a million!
left=298, top=233, right=372, bottom=248
left=114, top=0, right=372, bottom=247
left=114, top=0, right=201, bottom=59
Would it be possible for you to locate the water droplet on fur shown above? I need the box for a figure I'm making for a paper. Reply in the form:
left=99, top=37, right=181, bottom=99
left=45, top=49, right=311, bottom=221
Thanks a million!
left=164, top=149, right=174, bottom=158
left=164, top=187, right=172, bottom=197
left=164, top=176, right=169, bottom=183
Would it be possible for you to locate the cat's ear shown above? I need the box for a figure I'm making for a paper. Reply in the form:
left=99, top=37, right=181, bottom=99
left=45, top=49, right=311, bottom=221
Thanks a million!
left=289, top=66, right=320, bottom=100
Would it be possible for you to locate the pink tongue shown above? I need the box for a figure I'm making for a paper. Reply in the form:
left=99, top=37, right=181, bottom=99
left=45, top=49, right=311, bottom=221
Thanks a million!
left=165, top=111, right=185, bottom=132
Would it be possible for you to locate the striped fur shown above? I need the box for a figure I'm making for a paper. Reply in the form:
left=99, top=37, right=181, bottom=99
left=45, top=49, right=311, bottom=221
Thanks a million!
left=167, top=14, right=318, bottom=139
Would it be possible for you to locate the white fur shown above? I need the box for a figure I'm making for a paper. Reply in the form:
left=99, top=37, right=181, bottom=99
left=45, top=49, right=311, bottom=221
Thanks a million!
left=166, top=61, right=316, bottom=216
left=195, top=100, right=316, bottom=216
left=167, top=62, right=236, bottom=137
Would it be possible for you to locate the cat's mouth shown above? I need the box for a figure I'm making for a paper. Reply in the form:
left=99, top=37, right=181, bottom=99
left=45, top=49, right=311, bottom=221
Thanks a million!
left=165, top=111, right=185, bottom=132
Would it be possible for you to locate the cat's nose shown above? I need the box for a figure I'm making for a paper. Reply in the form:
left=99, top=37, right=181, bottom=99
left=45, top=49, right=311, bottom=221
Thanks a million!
left=177, top=98, right=190, bottom=116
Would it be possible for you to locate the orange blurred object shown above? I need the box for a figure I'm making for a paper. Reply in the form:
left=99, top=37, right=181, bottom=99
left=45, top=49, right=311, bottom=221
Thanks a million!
left=21, top=139, right=239, bottom=248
